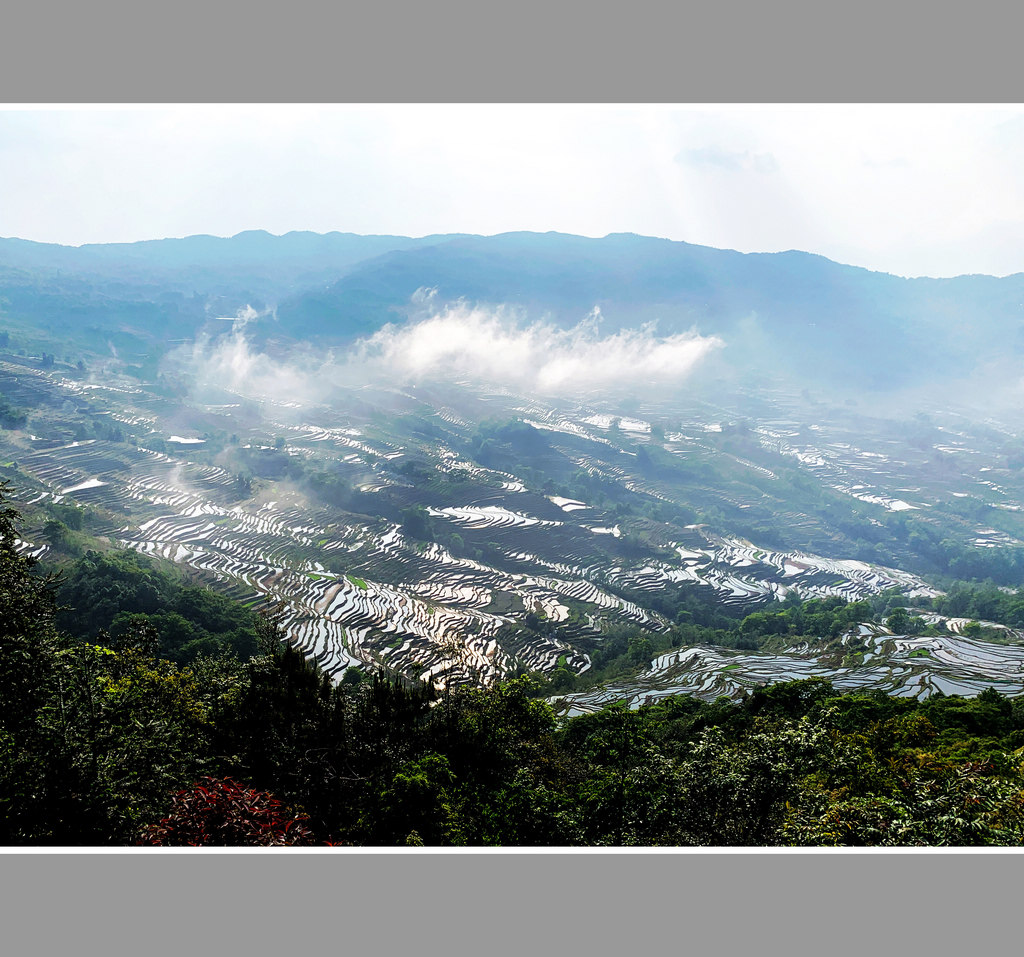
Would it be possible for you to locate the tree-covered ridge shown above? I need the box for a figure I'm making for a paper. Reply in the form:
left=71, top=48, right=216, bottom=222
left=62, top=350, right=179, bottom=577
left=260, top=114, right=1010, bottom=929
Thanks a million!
left=2, top=491, right=1024, bottom=847
left=53, top=548, right=258, bottom=664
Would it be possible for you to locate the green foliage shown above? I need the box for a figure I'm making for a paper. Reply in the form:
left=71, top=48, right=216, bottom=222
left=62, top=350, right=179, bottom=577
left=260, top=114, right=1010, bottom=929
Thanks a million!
left=0, top=501, right=230, bottom=842
left=374, top=753, right=467, bottom=846
left=886, top=606, right=910, bottom=633
left=6, top=486, right=1024, bottom=847
left=0, top=394, right=27, bottom=430
left=55, top=549, right=259, bottom=663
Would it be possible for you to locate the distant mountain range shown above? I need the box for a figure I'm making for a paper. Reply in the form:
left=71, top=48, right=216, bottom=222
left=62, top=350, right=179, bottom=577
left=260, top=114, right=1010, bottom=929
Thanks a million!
left=0, top=230, right=466, bottom=300
left=3, top=229, right=1024, bottom=392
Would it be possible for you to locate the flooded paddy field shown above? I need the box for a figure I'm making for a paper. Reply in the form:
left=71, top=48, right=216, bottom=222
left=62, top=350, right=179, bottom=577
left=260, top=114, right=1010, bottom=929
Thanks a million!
left=3, top=358, right=1024, bottom=699
left=555, top=622, right=1024, bottom=716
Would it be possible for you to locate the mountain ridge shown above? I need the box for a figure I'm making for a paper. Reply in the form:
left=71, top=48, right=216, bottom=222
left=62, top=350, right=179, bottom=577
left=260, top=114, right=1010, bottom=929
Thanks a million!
left=3, top=228, right=1024, bottom=397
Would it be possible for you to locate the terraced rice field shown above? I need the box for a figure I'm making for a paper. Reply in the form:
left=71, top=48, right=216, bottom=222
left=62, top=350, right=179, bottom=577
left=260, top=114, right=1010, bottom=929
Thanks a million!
left=5, top=361, right=1024, bottom=700
left=555, top=620, right=1024, bottom=716
left=5, top=424, right=943, bottom=688
left=606, top=526, right=939, bottom=611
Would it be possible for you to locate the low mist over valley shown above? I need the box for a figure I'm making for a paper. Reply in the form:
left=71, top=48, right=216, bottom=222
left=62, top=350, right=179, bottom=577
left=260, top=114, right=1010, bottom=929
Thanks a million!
left=4, top=228, right=1024, bottom=705
left=9, top=209, right=1024, bottom=848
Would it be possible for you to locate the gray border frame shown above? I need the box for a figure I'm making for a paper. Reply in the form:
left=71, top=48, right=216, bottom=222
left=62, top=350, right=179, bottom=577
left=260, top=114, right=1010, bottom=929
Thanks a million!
left=1, top=1, right=1020, bottom=104
left=1, top=1, right=1019, bottom=954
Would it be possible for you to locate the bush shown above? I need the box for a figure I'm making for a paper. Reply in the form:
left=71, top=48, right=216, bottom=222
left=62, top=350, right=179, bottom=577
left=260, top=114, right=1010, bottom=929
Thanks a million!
left=138, top=777, right=314, bottom=846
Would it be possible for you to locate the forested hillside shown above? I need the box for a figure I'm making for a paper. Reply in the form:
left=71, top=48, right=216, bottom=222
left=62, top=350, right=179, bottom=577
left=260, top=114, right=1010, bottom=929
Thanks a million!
left=7, top=228, right=1024, bottom=846
left=4, top=489, right=1024, bottom=847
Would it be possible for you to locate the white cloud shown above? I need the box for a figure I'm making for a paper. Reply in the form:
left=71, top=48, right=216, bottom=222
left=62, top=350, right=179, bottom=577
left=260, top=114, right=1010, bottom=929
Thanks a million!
left=353, top=304, right=723, bottom=395
left=181, top=302, right=724, bottom=403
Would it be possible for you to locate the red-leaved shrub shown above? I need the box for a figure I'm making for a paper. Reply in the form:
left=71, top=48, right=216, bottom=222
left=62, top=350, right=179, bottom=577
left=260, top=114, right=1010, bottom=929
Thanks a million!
left=139, top=777, right=314, bottom=846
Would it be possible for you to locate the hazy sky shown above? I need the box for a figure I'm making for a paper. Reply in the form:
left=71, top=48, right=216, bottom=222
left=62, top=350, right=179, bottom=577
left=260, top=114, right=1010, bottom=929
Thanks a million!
left=3, top=104, right=1024, bottom=278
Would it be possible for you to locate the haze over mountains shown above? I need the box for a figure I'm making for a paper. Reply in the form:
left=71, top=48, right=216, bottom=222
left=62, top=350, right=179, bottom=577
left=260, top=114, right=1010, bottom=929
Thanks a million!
left=3, top=229, right=1024, bottom=408
left=5, top=224, right=1024, bottom=711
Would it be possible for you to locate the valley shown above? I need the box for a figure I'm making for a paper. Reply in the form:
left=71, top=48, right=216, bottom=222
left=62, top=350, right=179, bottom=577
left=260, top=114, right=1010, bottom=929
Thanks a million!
left=3, top=329, right=1023, bottom=707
